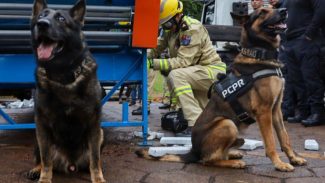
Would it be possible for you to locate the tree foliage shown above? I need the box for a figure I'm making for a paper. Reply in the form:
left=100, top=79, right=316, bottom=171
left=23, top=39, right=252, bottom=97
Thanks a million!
left=181, top=0, right=203, bottom=20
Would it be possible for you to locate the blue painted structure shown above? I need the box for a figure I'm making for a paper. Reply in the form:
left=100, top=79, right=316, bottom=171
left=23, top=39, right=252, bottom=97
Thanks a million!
left=0, top=0, right=150, bottom=145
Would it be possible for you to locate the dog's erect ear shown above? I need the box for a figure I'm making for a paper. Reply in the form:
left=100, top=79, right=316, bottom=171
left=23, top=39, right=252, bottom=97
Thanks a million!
left=230, top=12, right=250, bottom=26
left=70, top=0, right=86, bottom=25
left=257, top=8, right=269, bottom=18
left=32, top=0, right=47, bottom=20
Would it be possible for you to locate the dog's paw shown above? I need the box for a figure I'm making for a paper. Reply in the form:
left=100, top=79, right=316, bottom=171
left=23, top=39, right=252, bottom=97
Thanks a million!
left=228, top=150, right=244, bottom=159
left=92, top=178, right=106, bottom=183
left=26, top=167, right=41, bottom=180
left=275, top=162, right=294, bottom=172
left=38, top=180, right=52, bottom=183
left=92, top=181, right=106, bottom=183
left=290, top=156, right=307, bottom=166
left=232, top=160, right=246, bottom=169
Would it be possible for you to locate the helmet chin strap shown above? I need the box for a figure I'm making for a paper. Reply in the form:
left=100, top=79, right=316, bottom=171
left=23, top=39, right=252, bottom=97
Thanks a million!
left=174, top=14, right=184, bottom=32
left=162, top=14, right=183, bottom=32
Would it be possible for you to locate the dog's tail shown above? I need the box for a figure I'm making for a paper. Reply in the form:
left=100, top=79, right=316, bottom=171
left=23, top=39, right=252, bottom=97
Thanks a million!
left=135, top=149, right=199, bottom=163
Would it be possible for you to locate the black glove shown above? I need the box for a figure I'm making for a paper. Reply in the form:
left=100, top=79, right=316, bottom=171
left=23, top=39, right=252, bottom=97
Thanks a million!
left=160, top=70, right=170, bottom=77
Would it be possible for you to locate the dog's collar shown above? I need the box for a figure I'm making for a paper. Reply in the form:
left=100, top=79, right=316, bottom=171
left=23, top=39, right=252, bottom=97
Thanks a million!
left=73, top=56, right=91, bottom=78
left=74, top=63, right=83, bottom=78
left=73, top=49, right=90, bottom=78
left=241, top=47, right=278, bottom=60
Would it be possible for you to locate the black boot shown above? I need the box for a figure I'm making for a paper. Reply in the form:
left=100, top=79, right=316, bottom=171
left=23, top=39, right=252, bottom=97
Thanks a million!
left=287, top=112, right=309, bottom=123
left=175, top=127, right=192, bottom=137
left=132, top=106, right=150, bottom=115
left=301, top=113, right=325, bottom=127
left=128, top=100, right=136, bottom=106
left=159, top=103, right=171, bottom=109
left=282, top=110, right=294, bottom=121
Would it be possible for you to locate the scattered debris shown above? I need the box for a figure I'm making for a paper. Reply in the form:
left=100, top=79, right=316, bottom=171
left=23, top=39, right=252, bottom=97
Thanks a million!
left=6, top=99, right=34, bottom=109
left=148, top=146, right=191, bottom=157
left=133, top=129, right=164, bottom=140
left=156, top=132, right=165, bottom=139
left=146, top=137, right=265, bottom=157
left=239, top=139, right=264, bottom=150
left=160, top=137, right=191, bottom=145
left=0, top=99, right=35, bottom=123
left=159, top=137, right=264, bottom=151
left=304, top=139, right=319, bottom=151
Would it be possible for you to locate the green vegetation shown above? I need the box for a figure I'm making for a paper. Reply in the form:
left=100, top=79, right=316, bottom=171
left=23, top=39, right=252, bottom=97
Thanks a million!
left=181, top=0, right=204, bottom=20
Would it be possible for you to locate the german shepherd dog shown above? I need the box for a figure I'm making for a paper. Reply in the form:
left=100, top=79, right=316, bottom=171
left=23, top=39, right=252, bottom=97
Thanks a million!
left=27, top=0, right=106, bottom=182
left=136, top=8, right=307, bottom=172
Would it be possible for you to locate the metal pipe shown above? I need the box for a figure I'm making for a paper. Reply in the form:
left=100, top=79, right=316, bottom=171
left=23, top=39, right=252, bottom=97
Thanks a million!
left=0, top=15, right=130, bottom=22
left=0, top=30, right=131, bottom=36
left=0, top=45, right=128, bottom=53
left=0, top=11, right=131, bottom=18
left=0, top=12, right=131, bottom=19
left=0, top=3, right=132, bottom=12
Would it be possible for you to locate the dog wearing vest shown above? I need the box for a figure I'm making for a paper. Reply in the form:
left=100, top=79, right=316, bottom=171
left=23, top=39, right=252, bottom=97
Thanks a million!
left=136, top=8, right=307, bottom=172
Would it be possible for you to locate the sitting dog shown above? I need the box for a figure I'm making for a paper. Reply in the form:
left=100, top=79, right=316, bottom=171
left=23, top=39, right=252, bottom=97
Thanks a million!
left=27, top=0, right=105, bottom=182
left=136, top=8, right=307, bottom=172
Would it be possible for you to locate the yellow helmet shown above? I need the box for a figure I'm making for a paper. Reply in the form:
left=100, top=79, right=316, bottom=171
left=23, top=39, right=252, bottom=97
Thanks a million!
left=160, top=0, right=183, bottom=25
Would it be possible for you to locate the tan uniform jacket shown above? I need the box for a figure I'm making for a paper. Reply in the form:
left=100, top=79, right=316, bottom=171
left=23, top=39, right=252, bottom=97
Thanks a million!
left=148, top=16, right=223, bottom=71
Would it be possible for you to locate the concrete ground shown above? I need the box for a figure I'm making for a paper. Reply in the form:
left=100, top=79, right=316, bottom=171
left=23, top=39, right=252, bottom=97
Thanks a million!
left=0, top=101, right=325, bottom=183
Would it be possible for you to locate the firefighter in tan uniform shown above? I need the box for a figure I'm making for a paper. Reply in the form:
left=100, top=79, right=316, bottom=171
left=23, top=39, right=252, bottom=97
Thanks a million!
left=147, top=0, right=226, bottom=136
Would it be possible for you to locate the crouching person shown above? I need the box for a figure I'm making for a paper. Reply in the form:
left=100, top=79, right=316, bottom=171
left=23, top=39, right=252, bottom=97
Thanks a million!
left=148, top=0, right=226, bottom=136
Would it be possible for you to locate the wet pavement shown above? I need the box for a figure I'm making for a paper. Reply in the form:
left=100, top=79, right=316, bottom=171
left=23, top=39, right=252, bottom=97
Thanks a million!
left=0, top=101, right=325, bottom=183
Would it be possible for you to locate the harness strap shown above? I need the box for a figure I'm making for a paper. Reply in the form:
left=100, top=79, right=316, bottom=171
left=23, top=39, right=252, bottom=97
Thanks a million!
left=235, top=68, right=282, bottom=125
left=229, top=99, right=255, bottom=125
left=252, top=68, right=282, bottom=78
left=214, top=68, right=283, bottom=125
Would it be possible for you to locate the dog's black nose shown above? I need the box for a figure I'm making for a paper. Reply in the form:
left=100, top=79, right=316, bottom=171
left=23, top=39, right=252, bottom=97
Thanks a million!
left=278, top=8, right=287, bottom=17
left=37, top=19, right=50, bottom=30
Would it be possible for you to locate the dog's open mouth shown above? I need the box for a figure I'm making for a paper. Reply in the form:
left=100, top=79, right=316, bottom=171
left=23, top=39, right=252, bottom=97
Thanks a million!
left=266, top=11, right=287, bottom=35
left=268, top=20, right=287, bottom=33
left=37, top=37, right=64, bottom=61
left=264, top=17, right=286, bottom=37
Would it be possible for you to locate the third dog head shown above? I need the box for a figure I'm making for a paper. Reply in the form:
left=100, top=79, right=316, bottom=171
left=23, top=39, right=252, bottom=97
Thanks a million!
left=31, top=0, right=87, bottom=68
left=231, top=8, right=287, bottom=49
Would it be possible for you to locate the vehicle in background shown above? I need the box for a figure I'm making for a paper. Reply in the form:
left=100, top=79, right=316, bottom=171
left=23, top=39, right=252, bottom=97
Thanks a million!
left=201, top=0, right=269, bottom=26
left=200, top=0, right=269, bottom=65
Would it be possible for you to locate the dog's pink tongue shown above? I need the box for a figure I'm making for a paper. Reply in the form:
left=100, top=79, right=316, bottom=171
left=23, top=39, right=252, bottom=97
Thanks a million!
left=37, top=43, right=54, bottom=61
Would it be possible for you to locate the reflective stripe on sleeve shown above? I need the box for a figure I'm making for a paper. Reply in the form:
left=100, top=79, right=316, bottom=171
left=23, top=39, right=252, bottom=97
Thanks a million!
left=208, top=62, right=227, bottom=72
left=206, top=67, right=214, bottom=79
left=174, top=85, right=192, bottom=97
left=159, top=59, right=169, bottom=71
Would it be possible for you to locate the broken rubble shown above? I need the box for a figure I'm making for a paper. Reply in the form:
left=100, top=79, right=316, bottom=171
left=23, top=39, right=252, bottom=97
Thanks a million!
left=160, top=137, right=191, bottom=145
left=133, top=131, right=164, bottom=140
left=6, top=99, right=34, bottom=109
left=239, top=139, right=264, bottom=150
left=304, top=139, right=319, bottom=151
left=148, top=146, right=191, bottom=157
left=160, top=137, right=264, bottom=151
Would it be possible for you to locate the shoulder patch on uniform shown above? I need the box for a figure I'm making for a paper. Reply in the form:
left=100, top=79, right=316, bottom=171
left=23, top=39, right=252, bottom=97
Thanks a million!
left=180, top=35, right=191, bottom=46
